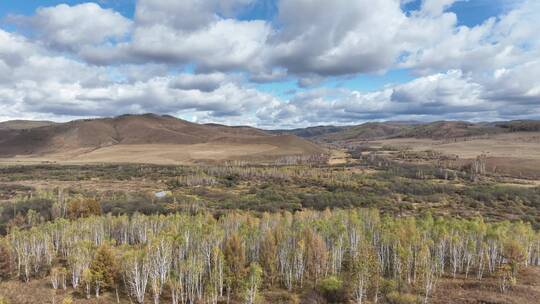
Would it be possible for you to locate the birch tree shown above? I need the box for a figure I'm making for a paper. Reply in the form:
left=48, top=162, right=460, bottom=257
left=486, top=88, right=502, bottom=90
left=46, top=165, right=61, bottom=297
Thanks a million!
left=123, top=249, right=150, bottom=304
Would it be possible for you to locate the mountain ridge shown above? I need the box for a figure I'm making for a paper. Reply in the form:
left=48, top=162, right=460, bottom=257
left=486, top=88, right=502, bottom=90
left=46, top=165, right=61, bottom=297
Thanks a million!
left=0, top=114, right=323, bottom=162
left=270, top=120, right=540, bottom=143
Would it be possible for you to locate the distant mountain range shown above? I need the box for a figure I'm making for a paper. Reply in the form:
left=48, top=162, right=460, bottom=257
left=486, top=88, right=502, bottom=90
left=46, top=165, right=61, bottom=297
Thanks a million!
left=0, top=114, right=322, bottom=162
left=270, top=120, right=540, bottom=143
left=2, top=115, right=539, bottom=163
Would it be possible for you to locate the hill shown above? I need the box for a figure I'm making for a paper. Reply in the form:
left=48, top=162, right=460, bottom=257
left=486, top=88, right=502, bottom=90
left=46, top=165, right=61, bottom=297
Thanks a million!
left=0, top=114, right=324, bottom=164
left=397, top=121, right=504, bottom=139
left=321, top=122, right=411, bottom=142
left=0, top=120, right=56, bottom=130
left=271, top=125, right=348, bottom=138
left=273, top=120, right=540, bottom=143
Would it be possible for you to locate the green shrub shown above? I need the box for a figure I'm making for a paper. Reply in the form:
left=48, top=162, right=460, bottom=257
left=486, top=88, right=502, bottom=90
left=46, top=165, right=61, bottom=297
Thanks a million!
left=318, top=276, right=345, bottom=303
left=386, top=291, right=419, bottom=304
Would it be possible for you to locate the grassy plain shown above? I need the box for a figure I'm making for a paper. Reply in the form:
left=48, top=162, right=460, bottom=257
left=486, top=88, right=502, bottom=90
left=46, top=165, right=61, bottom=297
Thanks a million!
left=368, top=132, right=540, bottom=179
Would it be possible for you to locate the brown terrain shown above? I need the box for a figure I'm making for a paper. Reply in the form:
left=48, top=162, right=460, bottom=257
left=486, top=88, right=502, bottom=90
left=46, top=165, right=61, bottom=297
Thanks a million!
left=432, top=267, right=540, bottom=304
left=277, top=120, right=540, bottom=179
left=0, top=114, right=324, bottom=164
left=371, top=132, right=540, bottom=179
left=0, top=120, right=56, bottom=130
left=1, top=267, right=538, bottom=304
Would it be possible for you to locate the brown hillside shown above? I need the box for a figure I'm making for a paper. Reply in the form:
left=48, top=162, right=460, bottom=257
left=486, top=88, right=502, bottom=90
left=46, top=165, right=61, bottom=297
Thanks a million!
left=398, top=121, right=504, bottom=139
left=0, top=120, right=56, bottom=130
left=275, top=120, right=531, bottom=143
left=0, top=114, right=324, bottom=163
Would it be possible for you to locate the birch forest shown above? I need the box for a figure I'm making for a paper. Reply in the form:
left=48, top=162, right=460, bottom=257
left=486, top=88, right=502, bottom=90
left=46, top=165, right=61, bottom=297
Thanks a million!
left=1, top=208, right=538, bottom=304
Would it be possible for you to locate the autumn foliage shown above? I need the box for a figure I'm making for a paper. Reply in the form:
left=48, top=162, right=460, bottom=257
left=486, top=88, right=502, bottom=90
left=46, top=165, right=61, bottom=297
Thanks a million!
left=1, top=209, right=538, bottom=303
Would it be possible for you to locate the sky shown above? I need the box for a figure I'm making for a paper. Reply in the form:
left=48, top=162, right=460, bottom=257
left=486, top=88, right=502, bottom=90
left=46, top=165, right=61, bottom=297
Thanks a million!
left=0, top=0, right=538, bottom=128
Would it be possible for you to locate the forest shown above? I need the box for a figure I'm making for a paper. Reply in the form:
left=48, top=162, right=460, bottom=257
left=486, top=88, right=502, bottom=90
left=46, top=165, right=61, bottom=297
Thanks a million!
left=1, top=208, right=538, bottom=304
left=1, top=156, right=540, bottom=303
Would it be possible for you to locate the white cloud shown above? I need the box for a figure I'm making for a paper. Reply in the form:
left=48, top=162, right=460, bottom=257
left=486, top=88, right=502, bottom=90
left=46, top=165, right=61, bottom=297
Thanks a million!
left=257, top=65, right=540, bottom=127
left=420, top=0, right=463, bottom=16
left=485, top=60, right=540, bottom=103
left=170, top=73, right=234, bottom=92
left=268, top=0, right=406, bottom=76
left=0, top=28, right=278, bottom=123
left=134, top=0, right=255, bottom=30
left=1, top=0, right=539, bottom=126
left=400, top=0, right=540, bottom=73
left=9, top=3, right=132, bottom=50
left=129, top=18, right=271, bottom=71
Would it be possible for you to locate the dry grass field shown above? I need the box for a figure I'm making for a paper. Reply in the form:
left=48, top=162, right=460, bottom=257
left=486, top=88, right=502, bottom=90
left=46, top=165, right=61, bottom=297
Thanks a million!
left=0, top=143, right=280, bottom=165
left=0, top=142, right=323, bottom=165
left=432, top=267, right=540, bottom=304
left=373, top=132, right=540, bottom=159
left=372, top=132, right=540, bottom=179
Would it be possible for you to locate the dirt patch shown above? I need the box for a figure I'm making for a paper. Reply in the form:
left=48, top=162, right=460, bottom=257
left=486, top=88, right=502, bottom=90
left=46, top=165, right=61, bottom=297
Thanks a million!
left=0, top=279, right=127, bottom=304
left=431, top=267, right=540, bottom=304
left=328, top=149, right=349, bottom=165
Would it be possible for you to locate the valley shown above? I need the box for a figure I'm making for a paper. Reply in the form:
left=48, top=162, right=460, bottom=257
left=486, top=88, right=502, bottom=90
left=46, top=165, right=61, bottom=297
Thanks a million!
left=0, top=117, right=539, bottom=304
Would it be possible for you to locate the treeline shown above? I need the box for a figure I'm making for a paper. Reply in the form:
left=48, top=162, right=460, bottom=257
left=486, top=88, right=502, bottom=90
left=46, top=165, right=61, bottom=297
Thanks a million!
left=1, top=209, right=538, bottom=304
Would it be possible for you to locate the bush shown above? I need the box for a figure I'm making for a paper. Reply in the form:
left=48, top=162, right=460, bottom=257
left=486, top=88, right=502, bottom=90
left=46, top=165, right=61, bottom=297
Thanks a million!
left=317, top=276, right=345, bottom=303
left=386, top=291, right=420, bottom=304
left=0, top=198, right=54, bottom=234
left=67, top=197, right=101, bottom=219
left=264, top=291, right=300, bottom=304
left=101, top=198, right=168, bottom=216
left=0, top=241, right=12, bottom=281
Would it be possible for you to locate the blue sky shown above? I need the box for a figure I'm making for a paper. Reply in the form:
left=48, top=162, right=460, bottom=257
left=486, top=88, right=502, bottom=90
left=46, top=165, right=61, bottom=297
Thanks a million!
left=0, top=0, right=136, bottom=17
left=0, top=0, right=538, bottom=127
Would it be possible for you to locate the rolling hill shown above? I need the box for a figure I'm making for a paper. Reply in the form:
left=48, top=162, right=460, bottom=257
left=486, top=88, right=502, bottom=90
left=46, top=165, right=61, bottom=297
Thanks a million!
left=0, top=114, right=324, bottom=164
left=0, top=120, right=56, bottom=130
left=272, top=120, right=540, bottom=143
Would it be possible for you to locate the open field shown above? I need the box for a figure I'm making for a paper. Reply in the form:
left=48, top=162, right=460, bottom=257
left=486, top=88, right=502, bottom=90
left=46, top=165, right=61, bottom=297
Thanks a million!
left=367, top=132, right=540, bottom=179
left=373, top=132, right=540, bottom=159
left=432, top=267, right=540, bottom=304
left=0, top=143, right=307, bottom=165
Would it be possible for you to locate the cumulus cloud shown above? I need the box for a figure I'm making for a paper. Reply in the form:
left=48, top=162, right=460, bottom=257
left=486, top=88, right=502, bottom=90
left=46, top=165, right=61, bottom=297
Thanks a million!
left=420, top=0, right=463, bottom=16
left=8, top=3, right=132, bottom=50
left=169, top=73, right=234, bottom=92
left=0, top=28, right=276, bottom=124
left=484, top=60, right=540, bottom=104
left=128, top=18, right=271, bottom=71
left=400, top=0, right=540, bottom=73
left=0, top=0, right=539, bottom=127
left=134, top=0, right=255, bottom=30
left=257, top=65, right=540, bottom=127
left=268, top=0, right=406, bottom=76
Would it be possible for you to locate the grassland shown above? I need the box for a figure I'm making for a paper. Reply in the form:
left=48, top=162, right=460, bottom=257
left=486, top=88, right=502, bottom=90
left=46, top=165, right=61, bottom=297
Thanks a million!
left=0, top=143, right=294, bottom=165
left=373, top=132, right=540, bottom=159
left=361, top=132, right=540, bottom=179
